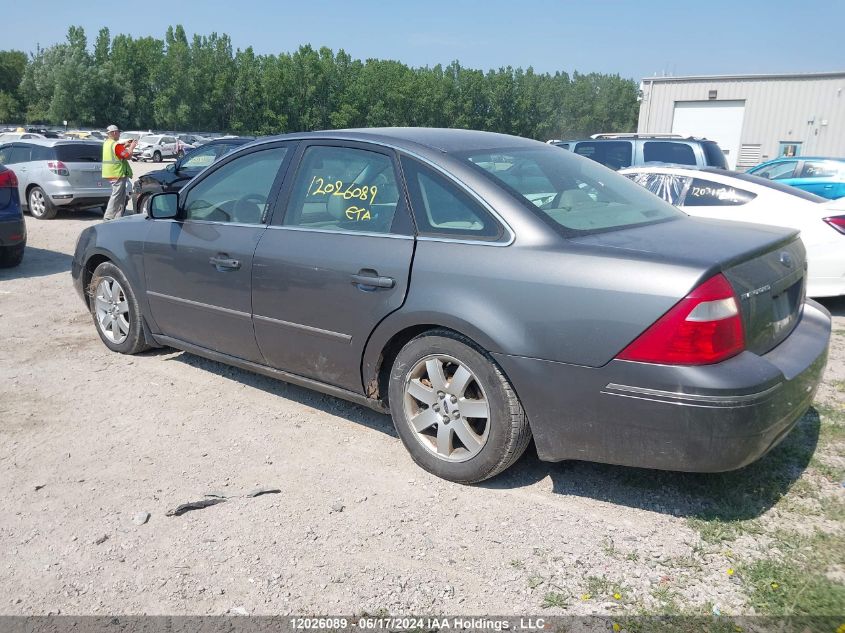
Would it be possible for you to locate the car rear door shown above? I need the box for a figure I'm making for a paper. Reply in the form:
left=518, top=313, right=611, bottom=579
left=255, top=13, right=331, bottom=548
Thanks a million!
left=251, top=141, right=415, bottom=392
left=142, top=142, right=295, bottom=361
left=789, top=160, right=845, bottom=199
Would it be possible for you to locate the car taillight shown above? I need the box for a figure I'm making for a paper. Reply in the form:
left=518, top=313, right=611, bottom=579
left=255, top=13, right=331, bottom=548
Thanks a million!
left=617, top=273, right=745, bottom=365
left=0, top=169, right=18, bottom=188
left=47, top=161, right=69, bottom=176
left=823, top=215, right=845, bottom=235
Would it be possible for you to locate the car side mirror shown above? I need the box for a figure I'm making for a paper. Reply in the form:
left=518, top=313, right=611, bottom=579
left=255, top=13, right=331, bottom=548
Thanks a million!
left=148, top=192, right=179, bottom=219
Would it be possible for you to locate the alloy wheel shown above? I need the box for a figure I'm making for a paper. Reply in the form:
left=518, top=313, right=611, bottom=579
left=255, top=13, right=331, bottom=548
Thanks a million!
left=403, top=354, right=490, bottom=462
left=94, top=276, right=130, bottom=344
left=29, top=189, right=46, bottom=217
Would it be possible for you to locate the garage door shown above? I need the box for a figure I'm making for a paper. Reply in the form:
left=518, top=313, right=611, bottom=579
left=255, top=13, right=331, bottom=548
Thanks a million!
left=672, top=100, right=745, bottom=169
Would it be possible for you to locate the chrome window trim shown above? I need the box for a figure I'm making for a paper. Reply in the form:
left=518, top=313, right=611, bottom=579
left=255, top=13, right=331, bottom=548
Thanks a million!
left=151, top=218, right=267, bottom=229
left=264, top=225, right=413, bottom=240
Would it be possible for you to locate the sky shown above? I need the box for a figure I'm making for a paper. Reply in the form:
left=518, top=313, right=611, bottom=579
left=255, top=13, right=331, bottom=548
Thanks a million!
left=6, top=0, right=845, bottom=80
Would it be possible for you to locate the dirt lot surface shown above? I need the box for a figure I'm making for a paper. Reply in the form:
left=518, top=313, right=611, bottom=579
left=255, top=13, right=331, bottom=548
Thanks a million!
left=1, top=162, right=843, bottom=617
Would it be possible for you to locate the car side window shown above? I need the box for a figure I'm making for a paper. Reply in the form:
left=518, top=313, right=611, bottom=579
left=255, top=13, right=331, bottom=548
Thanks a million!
left=182, top=147, right=287, bottom=224
left=624, top=172, right=689, bottom=206
left=163, top=136, right=177, bottom=145
left=30, top=145, right=53, bottom=161
left=181, top=145, right=220, bottom=169
left=572, top=141, right=632, bottom=170
left=682, top=178, right=757, bottom=207
left=800, top=161, right=841, bottom=178
left=401, top=157, right=502, bottom=240
left=0, top=145, right=11, bottom=164
left=642, top=142, right=696, bottom=166
left=8, top=145, right=32, bottom=164
left=284, top=145, right=401, bottom=234
left=751, top=161, right=797, bottom=180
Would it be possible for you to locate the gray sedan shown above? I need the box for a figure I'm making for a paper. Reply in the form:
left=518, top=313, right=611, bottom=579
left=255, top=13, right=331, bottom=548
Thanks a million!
left=71, top=129, right=831, bottom=483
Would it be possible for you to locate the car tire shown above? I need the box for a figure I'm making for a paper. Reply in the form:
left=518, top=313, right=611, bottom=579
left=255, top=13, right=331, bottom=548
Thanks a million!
left=388, top=329, right=531, bottom=483
left=89, top=261, right=150, bottom=355
left=28, top=186, right=57, bottom=220
left=153, top=151, right=162, bottom=163
left=0, top=243, right=25, bottom=268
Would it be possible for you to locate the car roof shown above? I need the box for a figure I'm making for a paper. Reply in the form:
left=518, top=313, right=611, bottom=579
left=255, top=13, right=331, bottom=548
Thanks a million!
left=261, top=127, right=540, bottom=154
left=757, top=156, right=845, bottom=163
left=8, top=138, right=103, bottom=147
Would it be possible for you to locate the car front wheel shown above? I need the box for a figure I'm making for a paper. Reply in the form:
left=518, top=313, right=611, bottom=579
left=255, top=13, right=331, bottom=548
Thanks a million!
left=89, top=261, right=149, bottom=354
left=153, top=151, right=162, bottom=162
left=388, top=329, right=531, bottom=483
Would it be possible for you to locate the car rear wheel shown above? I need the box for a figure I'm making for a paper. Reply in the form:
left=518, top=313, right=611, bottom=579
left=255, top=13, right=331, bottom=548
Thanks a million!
left=89, top=261, right=149, bottom=354
left=153, top=151, right=162, bottom=162
left=388, top=329, right=531, bottom=483
left=28, top=186, right=57, bottom=220
left=0, top=243, right=24, bottom=268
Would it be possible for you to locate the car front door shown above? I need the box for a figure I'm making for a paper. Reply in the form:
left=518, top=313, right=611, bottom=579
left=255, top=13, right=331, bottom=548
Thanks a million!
left=142, top=143, right=293, bottom=361
left=251, top=142, right=415, bottom=392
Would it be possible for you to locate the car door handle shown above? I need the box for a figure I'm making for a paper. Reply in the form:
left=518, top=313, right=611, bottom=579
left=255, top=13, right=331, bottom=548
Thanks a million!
left=209, top=255, right=241, bottom=270
left=351, top=270, right=395, bottom=289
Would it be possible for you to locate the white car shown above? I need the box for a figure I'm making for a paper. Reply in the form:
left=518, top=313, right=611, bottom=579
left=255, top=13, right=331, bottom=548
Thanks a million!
left=621, top=166, right=845, bottom=297
left=132, top=134, right=190, bottom=162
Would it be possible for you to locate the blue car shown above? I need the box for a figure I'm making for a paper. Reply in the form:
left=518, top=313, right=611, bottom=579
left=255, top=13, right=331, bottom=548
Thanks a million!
left=0, top=164, right=26, bottom=267
left=747, top=156, right=845, bottom=200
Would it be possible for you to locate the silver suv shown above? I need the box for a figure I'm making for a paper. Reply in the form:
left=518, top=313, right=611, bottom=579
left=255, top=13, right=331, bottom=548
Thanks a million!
left=551, top=133, right=728, bottom=170
left=0, top=139, right=111, bottom=219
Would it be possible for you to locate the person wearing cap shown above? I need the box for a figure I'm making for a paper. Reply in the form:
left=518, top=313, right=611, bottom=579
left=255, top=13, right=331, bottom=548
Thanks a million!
left=102, top=125, right=138, bottom=221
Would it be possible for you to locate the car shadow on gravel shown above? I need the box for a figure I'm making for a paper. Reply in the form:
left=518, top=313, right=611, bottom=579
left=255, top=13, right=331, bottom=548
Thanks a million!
left=166, top=351, right=398, bottom=437
left=486, top=408, right=821, bottom=522
left=0, top=246, right=72, bottom=280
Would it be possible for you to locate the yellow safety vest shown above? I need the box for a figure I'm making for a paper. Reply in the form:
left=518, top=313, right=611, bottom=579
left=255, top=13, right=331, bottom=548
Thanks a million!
left=102, top=139, right=132, bottom=179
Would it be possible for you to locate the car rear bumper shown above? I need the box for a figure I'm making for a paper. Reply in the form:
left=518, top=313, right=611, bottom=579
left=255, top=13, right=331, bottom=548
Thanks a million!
left=0, top=217, right=26, bottom=246
left=494, top=299, right=831, bottom=472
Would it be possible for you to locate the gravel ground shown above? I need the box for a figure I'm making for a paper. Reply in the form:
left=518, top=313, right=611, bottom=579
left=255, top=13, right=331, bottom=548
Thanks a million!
left=1, top=163, right=843, bottom=616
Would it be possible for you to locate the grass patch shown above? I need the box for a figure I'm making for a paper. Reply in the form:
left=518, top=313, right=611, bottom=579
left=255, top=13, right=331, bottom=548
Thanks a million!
left=527, top=574, right=544, bottom=589
left=540, top=591, right=568, bottom=609
left=688, top=518, right=764, bottom=545
left=739, top=530, right=845, bottom=619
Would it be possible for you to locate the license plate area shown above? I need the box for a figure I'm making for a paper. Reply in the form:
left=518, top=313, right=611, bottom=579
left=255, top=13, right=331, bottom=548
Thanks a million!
left=771, top=279, right=802, bottom=338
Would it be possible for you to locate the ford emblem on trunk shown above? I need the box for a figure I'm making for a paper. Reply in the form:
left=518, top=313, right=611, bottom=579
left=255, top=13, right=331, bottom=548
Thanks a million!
left=779, top=252, right=794, bottom=268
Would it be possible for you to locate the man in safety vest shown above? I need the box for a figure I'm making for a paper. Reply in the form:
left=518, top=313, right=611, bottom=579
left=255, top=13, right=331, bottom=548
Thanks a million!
left=102, top=124, right=138, bottom=221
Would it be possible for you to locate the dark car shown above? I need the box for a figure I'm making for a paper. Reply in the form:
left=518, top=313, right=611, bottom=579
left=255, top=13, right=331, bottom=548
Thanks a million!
left=132, top=137, right=254, bottom=214
left=0, top=165, right=26, bottom=267
left=552, top=134, right=728, bottom=170
left=71, top=128, right=831, bottom=484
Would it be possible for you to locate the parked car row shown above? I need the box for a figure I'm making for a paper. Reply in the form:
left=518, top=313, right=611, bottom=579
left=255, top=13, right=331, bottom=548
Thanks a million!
left=72, top=128, right=831, bottom=483
left=550, top=134, right=845, bottom=201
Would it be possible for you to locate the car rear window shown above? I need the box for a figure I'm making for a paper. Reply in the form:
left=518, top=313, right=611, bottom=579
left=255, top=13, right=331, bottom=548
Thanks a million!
left=55, top=144, right=101, bottom=162
left=461, top=145, right=683, bottom=236
left=702, top=141, right=728, bottom=169
left=571, top=141, right=632, bottom=169
left=643, top=141, right=696, bottom=166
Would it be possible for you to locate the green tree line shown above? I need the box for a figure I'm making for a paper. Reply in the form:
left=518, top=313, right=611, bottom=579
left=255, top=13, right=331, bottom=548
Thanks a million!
left=0, top=25, right=639, bottom=139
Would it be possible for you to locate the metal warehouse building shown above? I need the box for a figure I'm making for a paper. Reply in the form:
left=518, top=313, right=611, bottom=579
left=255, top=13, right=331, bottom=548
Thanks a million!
left=637, top=71, right=845, bottom=169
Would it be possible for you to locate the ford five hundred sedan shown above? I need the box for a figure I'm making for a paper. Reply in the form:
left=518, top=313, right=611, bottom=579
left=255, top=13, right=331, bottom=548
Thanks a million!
left=71, top=128, right=832, bottom=483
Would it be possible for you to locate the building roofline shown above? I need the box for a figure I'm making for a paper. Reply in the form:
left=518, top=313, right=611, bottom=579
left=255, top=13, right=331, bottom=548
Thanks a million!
left=641, top=70, right=845, bottom=83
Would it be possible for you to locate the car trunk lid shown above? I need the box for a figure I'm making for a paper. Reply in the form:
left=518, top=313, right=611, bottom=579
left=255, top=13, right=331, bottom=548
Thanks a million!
left=570, top=216, right=805, bottom=356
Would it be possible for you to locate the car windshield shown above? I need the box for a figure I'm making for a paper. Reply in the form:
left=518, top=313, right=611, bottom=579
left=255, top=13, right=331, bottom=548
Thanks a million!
left=460, top=146, right=684, bottom=235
